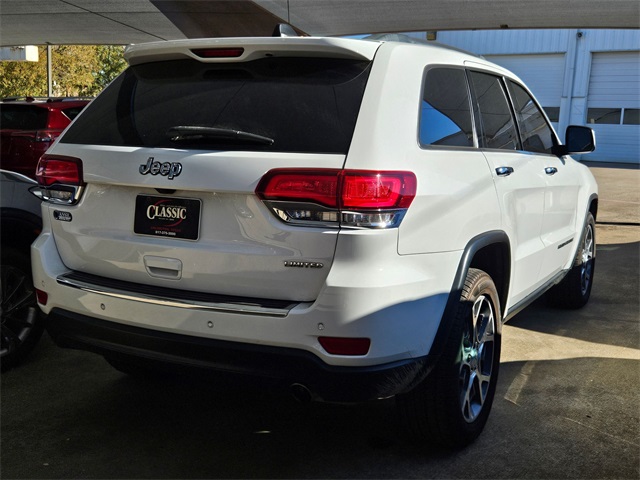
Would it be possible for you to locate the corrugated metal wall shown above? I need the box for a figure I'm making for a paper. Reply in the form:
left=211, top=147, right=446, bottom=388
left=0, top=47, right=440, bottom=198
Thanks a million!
left=586, top=52, right=640, bottom=163
left=483, top=54, right=565, bottom=104
left=588, top=52, right=640, bottom=106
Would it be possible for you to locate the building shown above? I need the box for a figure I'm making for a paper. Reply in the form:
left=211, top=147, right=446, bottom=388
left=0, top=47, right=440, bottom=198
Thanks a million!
left=435, top=29, right=640, bottom=164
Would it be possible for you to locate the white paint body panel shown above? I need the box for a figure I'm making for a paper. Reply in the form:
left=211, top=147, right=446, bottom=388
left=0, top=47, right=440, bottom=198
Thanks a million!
left=32, top=37, right=598, bottom=369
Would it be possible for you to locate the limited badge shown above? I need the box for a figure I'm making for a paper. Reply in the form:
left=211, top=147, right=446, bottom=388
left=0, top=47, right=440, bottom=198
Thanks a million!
left=53, top=211, right=73, bottom=222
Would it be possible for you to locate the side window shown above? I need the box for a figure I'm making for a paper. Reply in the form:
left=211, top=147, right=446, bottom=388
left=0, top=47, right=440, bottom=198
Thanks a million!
left=419, top=68, right=474, bottom=147
left=507, top=81, right=556, bottom=154
left=468, top=71, right=519, bottom=151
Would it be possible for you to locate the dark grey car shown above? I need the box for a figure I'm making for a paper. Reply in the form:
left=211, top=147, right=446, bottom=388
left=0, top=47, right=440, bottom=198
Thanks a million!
left=1, top=169, right=44, bottom=370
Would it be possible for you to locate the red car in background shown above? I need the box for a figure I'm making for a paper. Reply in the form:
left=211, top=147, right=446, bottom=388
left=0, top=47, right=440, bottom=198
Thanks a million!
left=0, top=97, right=90, bottom=179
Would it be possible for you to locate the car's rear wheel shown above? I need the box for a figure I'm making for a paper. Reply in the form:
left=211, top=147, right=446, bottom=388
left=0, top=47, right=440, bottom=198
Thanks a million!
left=547, top=213, right=596, bottom=309
left=396, top=268, right=501, bottom=448
left=1, top=248, right=44, bottom=371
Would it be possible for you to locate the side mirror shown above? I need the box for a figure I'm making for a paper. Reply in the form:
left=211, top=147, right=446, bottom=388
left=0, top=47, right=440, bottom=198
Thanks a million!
left=554, top=125, right=596, bottom=156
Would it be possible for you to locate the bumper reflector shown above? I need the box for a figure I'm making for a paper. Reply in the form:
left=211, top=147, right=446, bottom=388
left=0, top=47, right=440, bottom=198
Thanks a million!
left=35, top=289, right=48, bottom=305
left=319, top=337, right=371, bottom=356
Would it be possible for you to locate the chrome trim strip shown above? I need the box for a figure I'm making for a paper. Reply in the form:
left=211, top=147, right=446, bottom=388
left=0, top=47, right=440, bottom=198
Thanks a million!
left=56, top=275, right=294, bottom=317
left=557, top=238, right=574, bottom=250
left=35, top=184, right=84, bottom=205
left=504, top=269, right=568, bottom=322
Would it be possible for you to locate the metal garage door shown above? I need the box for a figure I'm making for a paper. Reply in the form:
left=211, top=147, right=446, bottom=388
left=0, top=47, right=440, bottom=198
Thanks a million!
left=586, top=51, right=640, bottom=164
left=485, top=54, right=565, bottom=130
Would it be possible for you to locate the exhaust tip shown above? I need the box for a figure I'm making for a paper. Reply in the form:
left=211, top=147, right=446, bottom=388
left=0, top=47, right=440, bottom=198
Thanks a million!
left=290, top=383, right=313, bottom=403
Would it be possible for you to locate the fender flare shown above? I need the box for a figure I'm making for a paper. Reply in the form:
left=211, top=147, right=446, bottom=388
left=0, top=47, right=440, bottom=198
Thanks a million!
left=429, top=230, right=511, bottom=360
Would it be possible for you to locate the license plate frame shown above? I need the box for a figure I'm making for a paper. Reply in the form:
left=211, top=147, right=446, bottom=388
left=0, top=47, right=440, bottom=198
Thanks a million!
left=134, top=195, right=201, bottom=241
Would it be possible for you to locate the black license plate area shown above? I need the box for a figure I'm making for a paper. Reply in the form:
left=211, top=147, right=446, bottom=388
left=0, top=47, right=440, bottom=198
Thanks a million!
left=134, top=195, right=201, bottom=240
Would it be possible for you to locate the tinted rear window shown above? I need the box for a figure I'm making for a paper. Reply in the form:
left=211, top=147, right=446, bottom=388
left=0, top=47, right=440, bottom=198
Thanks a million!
left=61, top=57, right=372, bottom=154
left=0, top=105, right=48, bottom=130
left=420, top=68, right=474, bottom=147
left=62, top=106, right=86, bottom=121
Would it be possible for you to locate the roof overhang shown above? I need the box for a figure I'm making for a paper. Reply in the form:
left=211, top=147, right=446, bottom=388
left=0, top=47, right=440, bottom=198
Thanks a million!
left=1, top=0, right=638, bottom=47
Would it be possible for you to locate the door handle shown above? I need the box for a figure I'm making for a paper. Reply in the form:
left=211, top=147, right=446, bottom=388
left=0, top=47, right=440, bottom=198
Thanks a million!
left=495, top=166, right=514, bottom=177
left=545, top=167, right=558, bottom=175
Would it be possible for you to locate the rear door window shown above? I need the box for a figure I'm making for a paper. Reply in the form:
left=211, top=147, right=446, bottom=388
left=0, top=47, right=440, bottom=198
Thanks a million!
left=420, top=67, right=474, bottom=147
left=468, top=71, right=519, bottom=151
left=507, top=80, right=556, bottom=154
left=61, top=57, right=371, bottom=154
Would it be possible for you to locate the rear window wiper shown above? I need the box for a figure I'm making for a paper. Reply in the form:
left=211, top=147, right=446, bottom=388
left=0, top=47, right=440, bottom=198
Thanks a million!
left=166, top=126, right=274, bottom=145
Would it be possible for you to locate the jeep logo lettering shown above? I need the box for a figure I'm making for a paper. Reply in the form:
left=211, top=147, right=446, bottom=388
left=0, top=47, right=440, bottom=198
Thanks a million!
left=139, top=157, right=182, bottom=180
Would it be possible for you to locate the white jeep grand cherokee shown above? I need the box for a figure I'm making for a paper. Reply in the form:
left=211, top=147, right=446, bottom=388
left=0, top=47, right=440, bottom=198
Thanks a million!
left=32, top=34, right=598, bottom=448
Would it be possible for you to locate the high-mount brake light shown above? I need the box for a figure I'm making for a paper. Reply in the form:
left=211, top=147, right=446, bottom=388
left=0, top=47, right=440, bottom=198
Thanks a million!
left=35, top=154, right=85, bottom=205
left=191, top=47, right=245, bottom=58
left=255, top=169, right=417, bottom=229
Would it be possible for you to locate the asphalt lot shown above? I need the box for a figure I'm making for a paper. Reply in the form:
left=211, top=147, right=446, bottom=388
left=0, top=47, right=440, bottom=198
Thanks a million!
left=2, top=162, right=639, bottom=479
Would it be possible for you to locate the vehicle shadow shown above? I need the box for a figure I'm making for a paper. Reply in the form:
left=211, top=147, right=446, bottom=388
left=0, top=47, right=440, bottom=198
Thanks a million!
left=506, top=239, right=639, bottom=351
left=1, top=336, right=638, bottom=479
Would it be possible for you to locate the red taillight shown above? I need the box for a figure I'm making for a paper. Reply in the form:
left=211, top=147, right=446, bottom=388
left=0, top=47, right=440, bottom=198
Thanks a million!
left=319, top=337, right=371, bottom=356
left=11, top=129, right=62, bottom=142
left=255, top=169, right=417, bottom=228
left=36, top=154, right=83, bottom=187
left=341, top=171, right=416, bottom=209
left=256, top=169, right=341, bottom=208
left=35, top=129, right=63, bottom=142
left=191, top=47, right=245, bottom=58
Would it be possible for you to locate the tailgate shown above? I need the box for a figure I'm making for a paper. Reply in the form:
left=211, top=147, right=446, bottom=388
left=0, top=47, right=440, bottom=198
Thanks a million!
left=47, top=146, right=344, bottom=302
left=46, top=46, right=373, bottom=302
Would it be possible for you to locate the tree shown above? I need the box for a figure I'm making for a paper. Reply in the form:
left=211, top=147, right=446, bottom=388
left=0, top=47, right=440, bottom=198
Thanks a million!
left=51, top=45, right=99, bottom=97
left=0, top=47, right=47, bottom=98
left=0, top=45, right=127, bottom=99
left=91, top=46, right=127, bottom=94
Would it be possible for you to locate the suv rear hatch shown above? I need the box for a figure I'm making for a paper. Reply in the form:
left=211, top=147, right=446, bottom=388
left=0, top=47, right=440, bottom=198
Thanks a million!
left=45, top=39, right=378, bottom=303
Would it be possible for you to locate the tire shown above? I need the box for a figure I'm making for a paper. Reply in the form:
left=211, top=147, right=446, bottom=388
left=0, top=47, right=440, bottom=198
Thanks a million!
left=396, top=268, right=501, bottom=449
left=1, top=247, right=44, bottom=372
left=547, top=213, right=596, bottom=309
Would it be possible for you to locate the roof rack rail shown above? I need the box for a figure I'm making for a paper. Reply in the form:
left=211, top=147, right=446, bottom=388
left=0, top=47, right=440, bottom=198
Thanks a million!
left=363, top=33, right=482, bottom=58
left=1, top=96, right=93, bottom=103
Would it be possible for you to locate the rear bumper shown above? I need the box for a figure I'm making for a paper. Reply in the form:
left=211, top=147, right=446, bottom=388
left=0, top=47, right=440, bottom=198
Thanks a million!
left=46, top=308, right=433, bottom=403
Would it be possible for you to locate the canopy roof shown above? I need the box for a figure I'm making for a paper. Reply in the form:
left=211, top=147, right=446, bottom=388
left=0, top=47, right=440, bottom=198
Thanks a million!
left=1, top=0, right=638, bottom=47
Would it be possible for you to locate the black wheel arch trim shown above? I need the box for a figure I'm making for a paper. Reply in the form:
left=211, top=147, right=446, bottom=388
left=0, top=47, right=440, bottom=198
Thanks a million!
left=430, top=230, right=511, bottom=360
left=560, top=195, right=598, bottom=280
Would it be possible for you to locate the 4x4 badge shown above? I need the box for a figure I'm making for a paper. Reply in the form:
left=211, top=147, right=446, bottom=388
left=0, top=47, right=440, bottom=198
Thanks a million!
left=139, top=157, right=182, bottom=180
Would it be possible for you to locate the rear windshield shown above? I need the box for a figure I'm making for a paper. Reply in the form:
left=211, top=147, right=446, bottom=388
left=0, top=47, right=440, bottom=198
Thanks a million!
left=0, top=105, right=48, bottom=130
left=62, top=106, right=86, bottom=121
left=61, top=57, right=372, bottom=154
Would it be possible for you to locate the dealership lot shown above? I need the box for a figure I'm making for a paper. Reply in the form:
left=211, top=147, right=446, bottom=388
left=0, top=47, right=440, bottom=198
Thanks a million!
left=2, top=163, right=638, bottom=479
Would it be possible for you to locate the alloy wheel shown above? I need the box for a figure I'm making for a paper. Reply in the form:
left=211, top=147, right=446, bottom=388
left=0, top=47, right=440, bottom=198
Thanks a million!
left=459, top=294, right=496, bottom=423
